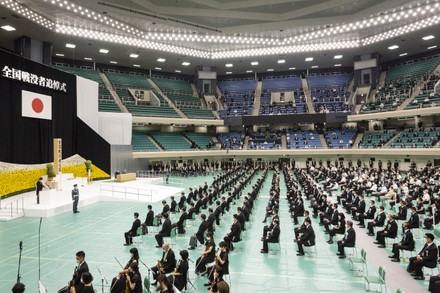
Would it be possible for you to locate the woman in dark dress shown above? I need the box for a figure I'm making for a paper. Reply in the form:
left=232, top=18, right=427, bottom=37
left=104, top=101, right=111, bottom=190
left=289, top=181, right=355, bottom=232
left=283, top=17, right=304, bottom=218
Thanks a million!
left=168, top=250, right=189, bottom=291
left=111, top=247, right=140, bottom=293
left=204, top=241, right=229, bottom=286
left=126, top=262, right=142, bottom=293
left=157, top=274, right=172, bottom=293
left=196, top=232, right=216, bottom=274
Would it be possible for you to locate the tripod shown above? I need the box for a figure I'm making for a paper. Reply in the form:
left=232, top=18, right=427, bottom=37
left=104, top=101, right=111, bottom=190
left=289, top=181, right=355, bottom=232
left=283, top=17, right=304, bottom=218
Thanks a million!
left=139, top=260, right=152, bottom=293
left=17, top=241, right=23, bottom=284
left=97, top=267, right=108, bottom=293
left=185, top=258, right=196, bottom=291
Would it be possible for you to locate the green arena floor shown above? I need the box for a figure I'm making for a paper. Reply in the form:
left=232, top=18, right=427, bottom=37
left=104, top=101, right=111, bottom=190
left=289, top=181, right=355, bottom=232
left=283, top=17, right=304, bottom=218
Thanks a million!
left=0, top=171, right=414, bottom=292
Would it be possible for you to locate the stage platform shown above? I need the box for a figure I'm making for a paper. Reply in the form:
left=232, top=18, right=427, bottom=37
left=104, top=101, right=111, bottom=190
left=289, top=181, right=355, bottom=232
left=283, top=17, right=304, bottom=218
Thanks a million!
left=0, top=177, right=184, bottom=220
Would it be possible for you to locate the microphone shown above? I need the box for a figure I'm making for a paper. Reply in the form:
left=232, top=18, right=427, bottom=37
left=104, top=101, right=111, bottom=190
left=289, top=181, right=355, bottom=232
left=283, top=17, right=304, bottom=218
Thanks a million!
left=19, top=241, right=23, bottom=250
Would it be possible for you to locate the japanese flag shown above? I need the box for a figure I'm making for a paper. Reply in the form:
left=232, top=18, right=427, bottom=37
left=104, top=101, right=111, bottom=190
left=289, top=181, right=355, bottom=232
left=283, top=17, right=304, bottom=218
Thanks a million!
left=22, top=90, right=52, bottom=120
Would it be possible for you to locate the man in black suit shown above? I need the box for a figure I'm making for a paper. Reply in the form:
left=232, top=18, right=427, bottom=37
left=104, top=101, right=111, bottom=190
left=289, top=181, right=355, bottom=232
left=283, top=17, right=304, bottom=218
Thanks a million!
left=214, top=201, right=222, bottom=226
left=294, top=211, right=310, bottom=240
left=392, top=200, right=408, bottom=220
left=72, top=184, right=80, bottom=213
left=323, top=204, right=339, bottom=232
left=206, top=208, right=216, bottom=233
left=351, top=195, right=366, bottom=220
left=389, top=223, right=415, bottom=262
left=170, top=196, right=178, bottom=213
left=296, top=218, right=315, bottom=256
left=151, top=243, right=176, bottom=286
left=407, top=233, right=438, bottom=280
left=405, top=207, right=420, bottom=229
left=187, top=202, right=196, bottom=220
left=358, top=200, right=376, bottom=228
left=263, top=209, right=279, bottom=238
left=188, top=214, right=208, bottom=249
left=374, top=214, right=398, bottom=248
left=337, top=220, right=356, bottom=259
left=261, top=219, right=280, bottom=253
left=124, top=212, right=141, bottom=246
left=69, top=250, right=89, bottom=292
left=141, top=205, right=154, bottom=235
left=178, top=192, right=186, bottom=209
left=367, top=206, right=386, bottom=236
left=291, top=198, right=305, bottom=225
left=224, top=214, right=242, bottom=251
left=35, top=177, right=45, bottom=204
left=172, top=206, right=187, bottom=234
left=187, top=188, right=194, bottom=204
left=155, top=212, right=172, bottom=247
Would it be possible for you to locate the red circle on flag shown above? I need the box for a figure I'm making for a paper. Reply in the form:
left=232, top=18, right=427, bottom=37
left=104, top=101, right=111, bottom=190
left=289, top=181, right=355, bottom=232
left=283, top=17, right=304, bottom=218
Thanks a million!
left=32, top=98, right=44, bottom=113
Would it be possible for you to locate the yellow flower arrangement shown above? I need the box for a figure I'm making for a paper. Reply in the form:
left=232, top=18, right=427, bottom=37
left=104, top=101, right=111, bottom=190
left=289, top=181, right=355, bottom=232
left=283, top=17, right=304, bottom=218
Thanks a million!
left=0, top=164, right=109, bottom=197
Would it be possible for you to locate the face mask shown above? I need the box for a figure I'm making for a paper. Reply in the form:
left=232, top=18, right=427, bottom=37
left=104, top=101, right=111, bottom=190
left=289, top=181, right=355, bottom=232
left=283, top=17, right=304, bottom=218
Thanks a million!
left=76, top=259, right=81, bottom=264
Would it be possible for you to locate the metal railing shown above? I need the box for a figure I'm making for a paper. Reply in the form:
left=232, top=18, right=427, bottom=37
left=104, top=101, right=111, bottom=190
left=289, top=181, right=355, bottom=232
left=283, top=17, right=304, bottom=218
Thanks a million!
left=99, top=184, right=157, bottom=201
left=1, top=197, right=25, bottom=218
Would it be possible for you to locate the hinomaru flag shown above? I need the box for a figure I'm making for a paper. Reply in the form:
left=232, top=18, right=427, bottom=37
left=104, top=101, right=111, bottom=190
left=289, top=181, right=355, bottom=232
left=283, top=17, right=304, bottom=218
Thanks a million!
left=22, top=90, right=52, bottom=120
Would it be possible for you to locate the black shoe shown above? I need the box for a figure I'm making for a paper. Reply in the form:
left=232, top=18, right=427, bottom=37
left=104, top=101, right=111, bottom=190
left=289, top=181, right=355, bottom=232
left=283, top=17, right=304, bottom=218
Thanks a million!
left=155, top=245, right=161, bottom=248
left=367, top=233, right=374, bottom=236
left=388, top=255, right=396, bottom=258
left=327, top=241, right=334, bottom=244
left=339, top=255, right=346, bottom=259
left=378, top=245, right=385, bottom=248
left=336, top=252, right=341, bottom=255
left=373, top=241, right=380, bottom=244
left=359, top=225, right=365, bottom=228
left=204, top=283, right=211, bottom=287
left=123, top=244, right=130, bottom=246
left=391, top=259, right=400, bottom=262
left=296, top=253, right=305, bottom=256
left=324, top=232, right=329, bottom=234
left=188, top=247, right=195, bottom=250
left=260, top=250, right=268, bottom=253
left=414, top=276, right=425, bottom=280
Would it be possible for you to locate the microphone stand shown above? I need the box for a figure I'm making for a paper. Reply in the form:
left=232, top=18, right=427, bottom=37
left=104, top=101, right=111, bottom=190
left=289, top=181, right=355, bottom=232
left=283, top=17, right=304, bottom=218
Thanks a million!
left=97, top=267, right=107, bottom=293
left=139, top=259, right=152, bottom=282
left=38, top=218, right=42, bottom=284
left=17, top=241, right=23, bottom=283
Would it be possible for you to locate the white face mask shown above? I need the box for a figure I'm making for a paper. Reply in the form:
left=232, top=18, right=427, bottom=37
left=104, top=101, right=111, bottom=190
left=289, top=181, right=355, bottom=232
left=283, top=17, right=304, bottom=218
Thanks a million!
left=76, top=259, right=81, bottom=264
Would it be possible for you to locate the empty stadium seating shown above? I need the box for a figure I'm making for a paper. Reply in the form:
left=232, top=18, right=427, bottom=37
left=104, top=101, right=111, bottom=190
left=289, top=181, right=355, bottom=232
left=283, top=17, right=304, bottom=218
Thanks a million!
left=125, top=104, right=180, bottom=118
left=98, top=101, right=122, bottom=113
left=248, top=131, right=282, bottom=150
left=150, top=132, right=193, bottom=151
left=183, top=132, right=214, bottom=150
left=132, top=131, right=159, bottom=152
left=262, top=76, right=302, bottom=91
left=358, top=130, right=397, bottom=148
left=287, top=130, right=322, bottom=149
left=386, top=57, right=440, bottom=82
left=324, top=128, right=357, bottom=149
left=181, top=108, right=216, bottom=119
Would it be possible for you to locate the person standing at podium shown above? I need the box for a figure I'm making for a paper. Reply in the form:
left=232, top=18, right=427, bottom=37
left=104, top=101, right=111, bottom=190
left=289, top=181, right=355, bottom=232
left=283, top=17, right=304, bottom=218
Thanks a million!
left=35, top=177, right=45, bottom=204
left=72, top=184, right=80, bottom=213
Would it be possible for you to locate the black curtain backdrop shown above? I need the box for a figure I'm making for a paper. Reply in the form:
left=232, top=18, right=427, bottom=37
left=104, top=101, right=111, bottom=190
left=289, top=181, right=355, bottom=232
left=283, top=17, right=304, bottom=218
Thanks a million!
left=0, top=49, right=110, bottom=174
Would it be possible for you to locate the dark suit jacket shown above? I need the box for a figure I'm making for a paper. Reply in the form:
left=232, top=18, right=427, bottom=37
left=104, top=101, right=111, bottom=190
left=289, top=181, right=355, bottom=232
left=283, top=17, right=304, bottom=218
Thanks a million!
left=357, top=200, right=366, bottom=214
left=170, top=201, right=177, bottom=212
left=36, top=180, right=44, bottom=192
left=268, top=224, right=280, bottom=242
left=162, top=204, right=170, bottom=214
left=418, top=243, right=438, bottom=268
left=398, top=206, right=408, bottom=220
left=161, top=249, right=176, bottom=274
left=407, top=213, right=420, bottom=229
left=176, top=212, right=187, bottom=232
left=385, top=220, right=398, bottom=238
left=375, top=212, right=386, bottom=226
left=129, top=219, right=141, bottom=236
left=343, top=227, right=356, bottom=247
left=159, top=219, right=172, bottom=236
left=196, top=220, right=208, bottom=243
left=73, top=261, right=89, bottom=291
left=229, top=221, right=242, bottom=242
left=300, top=225, right=315, bottom=245
left=206, top=214, right=215, bottom=231
left=144, top=210, right=154, bottom=226
left=365, top=206, right=376, bottom=218
left=400, top=230, right=415, bottom=250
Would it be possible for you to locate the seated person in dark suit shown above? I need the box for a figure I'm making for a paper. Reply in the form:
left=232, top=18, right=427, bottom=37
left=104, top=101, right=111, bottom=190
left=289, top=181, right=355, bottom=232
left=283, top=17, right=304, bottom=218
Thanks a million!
left=124, top=212, right=141, bottom=246
left=155, top=213, right=172, bottom=247
left=392, top=200, right=408, bottom=220
left=336, top=220, right=356, bottom=259
left=367, top=206, right=386, bottom=236
left=141, top=205, right=154, bottom=235
left=327, top=213, right=346, bottom=244
left=188, top=214, right=208, bottom=250
left=405, top=207, right=420, bottom=229
left=407, top=233, right=438, bottom=280
left=261, top=219, right=280, bottom=253
left=429, top=274, right=440, bottom=292
left=294, top=211, right=310, bottom=240
left=296, top=218, right=315, bottom=256
left=374, top=214, right=398, bottom=248
left=223, top=214, right=242, bottom=251
left=171, top=206, right=187, bottom=234
left=358, top=200, right=376, bottom=228
left=389, top=222, right=415, bottom=262
left=151, top=243, right=176, bottom=286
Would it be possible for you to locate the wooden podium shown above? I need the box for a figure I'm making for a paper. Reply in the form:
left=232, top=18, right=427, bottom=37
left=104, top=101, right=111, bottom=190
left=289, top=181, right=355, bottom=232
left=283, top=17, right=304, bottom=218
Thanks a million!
left=115, top=173, right=136, bottom=182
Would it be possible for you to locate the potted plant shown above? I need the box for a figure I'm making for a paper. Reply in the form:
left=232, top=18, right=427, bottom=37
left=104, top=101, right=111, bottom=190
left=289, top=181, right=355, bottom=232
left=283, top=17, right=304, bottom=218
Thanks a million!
left=85, top=160, right=93, bottom=183
left=46, top=163, right=55, bottom=181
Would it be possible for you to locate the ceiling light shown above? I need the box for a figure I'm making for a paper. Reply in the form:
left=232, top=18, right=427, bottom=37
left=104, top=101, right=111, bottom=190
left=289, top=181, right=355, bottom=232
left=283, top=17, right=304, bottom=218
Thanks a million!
left=311, top=65, right=319, bottom=68
left=388, top=45, right=399, bottom=50
left=289, top=67, right=296, bottom=70
left=155, top=67, right=162, bottom=70
left=225, top=63, right=233, bottom=67
left=246, top=70, right=253, bottom=73
left=399, top=53, right=408, bottom=57
left=84, top=57, right=92, bottom=60
left=55, top=53, right=64, bottom=57
left=182, top=62, right=190, bottom=66
left=334, top=64, right=342, bottom=67
left=133, top=64, right=140, bottom=67
left=267, top=69, right=274, bottom=71
left=251, top=61, right=259, bottom=66
left=99, top=49, right=109, bottom=53
left=334, top=55, right=343, bottom=59
left=66, top=43, right=76, bottom=48
left=226, top=72, right=232, bottom=74
left=157, top=58, right=166, bottom=62
left=110, top=61, right=118, bottom=64
left=130, top=54, right=139, bottom=58
left=1, top=25, right=16, bottom=31
left=175, top=70, right=181, bottom=73
left=422, top=35, right=435, bottom=40
left=278, top=59, right=286, bottom=64
left=428, top=45, right=437, bottom=49
left=305, top=57, right=313, bottom=61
